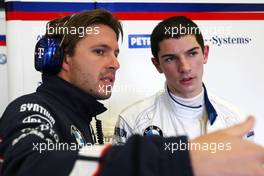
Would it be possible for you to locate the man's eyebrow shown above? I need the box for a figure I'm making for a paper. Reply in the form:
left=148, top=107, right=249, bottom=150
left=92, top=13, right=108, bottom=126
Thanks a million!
left=91, top=44, right=111, bottom=49
left=92, top=44, right=119, bottom=52
left=186, top=47, right=200, bottom=53
left=161, top=54, right=177, bottom=59
left=160, top=46, right=200, bottom=58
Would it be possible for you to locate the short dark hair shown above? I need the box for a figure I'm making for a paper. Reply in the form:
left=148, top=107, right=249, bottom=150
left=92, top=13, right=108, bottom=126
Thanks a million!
left=151, top=16, right=204, bottom=61
left=45, top=9, right=123, bottom=57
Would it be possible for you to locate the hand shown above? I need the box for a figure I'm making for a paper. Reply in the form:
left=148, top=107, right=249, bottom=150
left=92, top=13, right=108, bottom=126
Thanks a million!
left=190, top=116, right=264, bottom=176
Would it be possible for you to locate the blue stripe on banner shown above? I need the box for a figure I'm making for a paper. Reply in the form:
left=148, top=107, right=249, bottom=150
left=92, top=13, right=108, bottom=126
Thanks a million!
left=6, top=1, right=264, bottom=12
left=0, top=35, right=6, bottom=41
left=6, top=2, right=95, bottom=12
left=97, top=2, right=264, bottom=12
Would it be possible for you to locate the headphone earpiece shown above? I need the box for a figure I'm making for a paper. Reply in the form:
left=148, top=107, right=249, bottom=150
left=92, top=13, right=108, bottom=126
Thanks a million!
left=34, top=37, right=64, bottom=74
left=34, top=13, right=76, bottom=74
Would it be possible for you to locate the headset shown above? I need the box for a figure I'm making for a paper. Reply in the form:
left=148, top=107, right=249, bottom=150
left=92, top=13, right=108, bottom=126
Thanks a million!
left=34, top=37, right=63, bottom=74
left=34, top=14, right=74, bottom=75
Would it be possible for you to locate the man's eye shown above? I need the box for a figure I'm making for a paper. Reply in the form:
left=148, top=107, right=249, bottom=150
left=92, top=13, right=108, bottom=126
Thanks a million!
left=165, top=58, right=172, bottom=62
left=164, top=56, right=176, bottom=63
left=189, top=51, right=198, bottom=57
left=94, top=49, right=105, bottom=55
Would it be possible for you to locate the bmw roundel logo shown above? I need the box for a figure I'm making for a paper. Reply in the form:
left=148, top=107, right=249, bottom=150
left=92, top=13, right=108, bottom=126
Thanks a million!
left=143, top=125, right=163, bottom=137
left=71, top=125, right=86, bottom=146
left=0, top=54, right=7, bottom=65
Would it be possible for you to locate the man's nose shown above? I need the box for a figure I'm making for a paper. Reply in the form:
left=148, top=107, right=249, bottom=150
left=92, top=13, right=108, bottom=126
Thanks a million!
left=108, top=54, right=120, bottom=70
left=178, top=58, right=191, bottom=73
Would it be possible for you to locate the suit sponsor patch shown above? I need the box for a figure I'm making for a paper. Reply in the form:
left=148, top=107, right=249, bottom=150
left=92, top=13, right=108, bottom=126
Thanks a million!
left=71, top=125, right=86, bottom=146
left=143, top=125, right=163, bottom=137
left=114, top=127, right=127, bottom=138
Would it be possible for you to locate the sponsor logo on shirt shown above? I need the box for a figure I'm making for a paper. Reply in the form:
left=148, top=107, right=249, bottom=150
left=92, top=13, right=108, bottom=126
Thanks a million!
left=144, top=125, right=163, bottom=137
left=71, top=125, right=86, bottom=146
left=114, top=127, right=127, bottom=138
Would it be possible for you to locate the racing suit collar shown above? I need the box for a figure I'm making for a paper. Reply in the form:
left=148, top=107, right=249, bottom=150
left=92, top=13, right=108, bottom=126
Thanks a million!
left=203, top=83, right=218, bottom=125
left=37, top=75, right=107, bottom=121
left=165, top=82, right=218, bottom=125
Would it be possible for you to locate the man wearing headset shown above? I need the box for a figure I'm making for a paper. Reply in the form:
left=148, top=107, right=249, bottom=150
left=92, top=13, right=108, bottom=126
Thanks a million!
left=0, top=9, right=264, bottom=176
left=113, top=16, right=254, bottom=145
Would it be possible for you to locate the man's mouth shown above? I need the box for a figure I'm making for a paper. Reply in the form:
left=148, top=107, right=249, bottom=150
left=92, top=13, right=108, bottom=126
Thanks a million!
left=180, top=77, right=193, bottom=84
left=100, top=75, right=115, bottom=84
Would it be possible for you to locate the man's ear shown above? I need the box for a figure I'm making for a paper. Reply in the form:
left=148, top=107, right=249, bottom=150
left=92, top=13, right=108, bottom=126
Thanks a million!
left=58, top=54, right=72, bottom=81
left=61, top=54, right=71, bottom=72
left=203, top=45, right=209, bottom=64
left=151, top=57, right=163, bottom=73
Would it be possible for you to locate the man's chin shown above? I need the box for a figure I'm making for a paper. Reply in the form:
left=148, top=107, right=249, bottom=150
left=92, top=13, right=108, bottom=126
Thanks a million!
left=96, top=93, right=112, bottom=100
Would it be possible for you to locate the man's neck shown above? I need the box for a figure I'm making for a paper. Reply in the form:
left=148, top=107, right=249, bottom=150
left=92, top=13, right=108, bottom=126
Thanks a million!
left=167, top=84, right=203, bottom=99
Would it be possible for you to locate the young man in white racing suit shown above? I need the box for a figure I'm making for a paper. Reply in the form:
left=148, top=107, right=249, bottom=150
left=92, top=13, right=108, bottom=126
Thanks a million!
left=113, top=16, right=254, bottom=145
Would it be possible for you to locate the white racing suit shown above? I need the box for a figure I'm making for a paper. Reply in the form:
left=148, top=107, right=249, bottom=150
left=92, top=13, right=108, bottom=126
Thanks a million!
left=113, top=84, right=254, bottom=145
